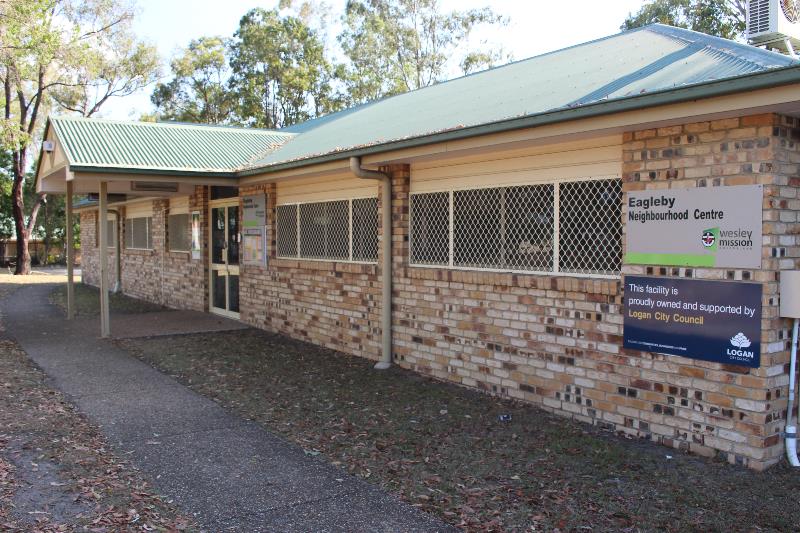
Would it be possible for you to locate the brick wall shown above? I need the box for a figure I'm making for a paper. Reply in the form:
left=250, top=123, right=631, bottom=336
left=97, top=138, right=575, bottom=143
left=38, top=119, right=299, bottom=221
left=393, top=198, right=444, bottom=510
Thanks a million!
left=79, top=114, right=799, bottom=469
left=391, top=113, right=796, bottom=470
left=238, top=182, right=384, bottom=361
left=80, top=186, right=207, bottom=311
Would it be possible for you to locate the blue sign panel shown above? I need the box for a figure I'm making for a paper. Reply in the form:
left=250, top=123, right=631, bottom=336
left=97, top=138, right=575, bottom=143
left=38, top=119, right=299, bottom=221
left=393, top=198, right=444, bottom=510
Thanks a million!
left=623, top=276, right=762, bottom=367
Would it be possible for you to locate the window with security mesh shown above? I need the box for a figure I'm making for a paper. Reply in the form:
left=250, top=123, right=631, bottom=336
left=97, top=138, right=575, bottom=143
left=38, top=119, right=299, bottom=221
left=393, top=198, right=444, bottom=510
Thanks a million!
left=352, top=197, right=378, bottom=262
left=409, top=178, right=621, bottom=276
left=168, top=213, right=191, bottom=252
left=410, top=192, right=449, bottom=265
left=125, top=217, right=152, bottom=250
left=299, top=200, right=349, bottom=260
left=558, top=178, right=622, bottom=275
left=276, top=204, right=298, bottom=257
left=453, top=185, right=554, bottom=271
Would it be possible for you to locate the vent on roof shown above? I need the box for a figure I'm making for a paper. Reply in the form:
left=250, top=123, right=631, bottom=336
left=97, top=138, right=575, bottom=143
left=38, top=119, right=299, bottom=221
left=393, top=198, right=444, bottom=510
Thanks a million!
left=131, top=181, right=179, bottom=193
left=747, top=0, right=800, bottom=56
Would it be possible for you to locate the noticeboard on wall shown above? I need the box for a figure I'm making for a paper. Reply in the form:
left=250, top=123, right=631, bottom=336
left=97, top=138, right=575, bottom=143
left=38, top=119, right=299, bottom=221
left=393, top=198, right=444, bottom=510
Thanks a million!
left=242, top=193, right=267, bottom=266
left=242, top=193, right=267, bottom=229
left=622, top=275, right=762, bottom=368
left=625, top=185, right=762, bottom=269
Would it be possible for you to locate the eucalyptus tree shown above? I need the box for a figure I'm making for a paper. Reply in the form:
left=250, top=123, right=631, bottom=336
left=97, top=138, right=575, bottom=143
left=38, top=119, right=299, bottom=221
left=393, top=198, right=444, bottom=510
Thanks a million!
left=621, top=0, right=747, bottom=40
left=229, top=8, right=341, bottom=129
left=0, top=0, right=159, bottom=274
left=338, top=0, right=509, bottom=105
left=151, top=36, right=237, bottom=124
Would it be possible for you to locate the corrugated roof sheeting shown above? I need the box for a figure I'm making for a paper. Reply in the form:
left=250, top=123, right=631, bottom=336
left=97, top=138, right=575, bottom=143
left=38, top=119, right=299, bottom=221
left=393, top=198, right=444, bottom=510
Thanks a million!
left=250, top=24, right=797, bottom=168
left=51, top=118, right=294, bottom=172
left=45, top=24, right=798, bottom=177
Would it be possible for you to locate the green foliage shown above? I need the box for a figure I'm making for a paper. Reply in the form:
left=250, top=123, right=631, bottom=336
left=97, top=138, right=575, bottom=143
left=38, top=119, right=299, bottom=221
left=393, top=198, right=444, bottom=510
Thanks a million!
left=621, top=0, right=747, bottom=40
left=0, top=0, right=158, bottom=273
left=228, top=8, right=340, bottom=129
left=338, top=0, right=508, bottom=104
left=151, top=36, right=237, bottom=124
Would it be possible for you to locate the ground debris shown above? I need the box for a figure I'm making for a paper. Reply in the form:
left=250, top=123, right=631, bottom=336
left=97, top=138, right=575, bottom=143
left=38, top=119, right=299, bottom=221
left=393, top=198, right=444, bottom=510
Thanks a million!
left=115, top=324, right=800, bottom=532
left=0, top=289, right=195, bottom=533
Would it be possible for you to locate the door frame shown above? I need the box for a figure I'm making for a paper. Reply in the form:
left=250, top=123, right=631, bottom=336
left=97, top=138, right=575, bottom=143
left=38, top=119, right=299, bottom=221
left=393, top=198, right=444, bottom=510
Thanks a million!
left=208, top=197, right=241, bottom=319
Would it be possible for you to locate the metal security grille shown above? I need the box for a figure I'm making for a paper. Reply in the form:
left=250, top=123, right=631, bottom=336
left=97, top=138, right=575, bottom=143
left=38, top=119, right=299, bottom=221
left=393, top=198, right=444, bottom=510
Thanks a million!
left=559, top=178, right=622, bottom=275
left=276, top=204, right=298, bottom=257
left=276, top=198, right=379, bottom=263
left=453, top=185, right=554, bottom=270
left=352, top=197, right=379, bottom=261
left=299, top=201, right=349, bottom=260
left=410, top=192, right=449, bottom=265
left=409, top=177, right=622, bottom=277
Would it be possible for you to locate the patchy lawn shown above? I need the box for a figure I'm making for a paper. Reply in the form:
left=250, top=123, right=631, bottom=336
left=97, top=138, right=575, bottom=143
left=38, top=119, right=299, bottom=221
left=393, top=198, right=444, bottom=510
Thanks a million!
left=0, top=279, right=192, bottom=532
left=116, top=325, right=800, bottom=532
left=50, top=283, right=167, bottom=316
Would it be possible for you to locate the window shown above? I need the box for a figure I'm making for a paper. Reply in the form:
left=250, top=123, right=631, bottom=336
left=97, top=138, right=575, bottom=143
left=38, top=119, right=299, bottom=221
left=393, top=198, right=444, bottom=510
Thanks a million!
left=352, top=198, right=378, bottom=262
left=168, top=213, right=191, bottom=252
left=96, top=218, right=117, bottom=248
left=125, top=217, right=152, bottom=249
left=276, top=197, right=379, bottom=262
left=276, top=205, right=298, bottom=257
left=299, top=200, right=349, bottom=259
left=409, top=178, right=622, bottom=276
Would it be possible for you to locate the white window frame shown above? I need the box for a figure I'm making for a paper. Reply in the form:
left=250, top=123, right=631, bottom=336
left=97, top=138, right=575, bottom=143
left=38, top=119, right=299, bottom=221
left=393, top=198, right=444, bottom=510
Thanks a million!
left=276, top=195, right=379, bottom=264
left=409, top=175, right=622, bottom=279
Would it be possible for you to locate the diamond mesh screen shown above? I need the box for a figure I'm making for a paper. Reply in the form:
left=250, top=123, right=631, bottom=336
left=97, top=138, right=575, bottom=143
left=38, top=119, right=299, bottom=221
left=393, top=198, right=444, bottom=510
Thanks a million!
left=352, top=197, right=378, bottom=262
left=409, top=192, right=449, bottom=265
left=299, top=200, right=349, bottom=260
left=410, top=178, right=621, bottom=276
left=276, top=204, right=298, bottom=258
left=558, top=178, right=622, bottom=275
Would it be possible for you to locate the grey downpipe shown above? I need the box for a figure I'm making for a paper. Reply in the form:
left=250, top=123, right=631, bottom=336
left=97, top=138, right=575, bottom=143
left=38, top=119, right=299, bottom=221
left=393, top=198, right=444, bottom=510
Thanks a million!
left=109, top=209, right=122, bottom=293
left=350, top=157, right=392, bottom=370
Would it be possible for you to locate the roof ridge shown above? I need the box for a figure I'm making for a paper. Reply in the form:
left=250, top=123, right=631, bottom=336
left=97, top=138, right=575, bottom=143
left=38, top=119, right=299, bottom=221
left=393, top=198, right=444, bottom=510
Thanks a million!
left=50, top=115, right=294, bottom=135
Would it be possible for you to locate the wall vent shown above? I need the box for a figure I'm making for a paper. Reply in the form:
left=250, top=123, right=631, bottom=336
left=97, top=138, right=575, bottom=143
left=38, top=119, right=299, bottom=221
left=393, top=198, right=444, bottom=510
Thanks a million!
left=131, top=181, right=179, bottom=193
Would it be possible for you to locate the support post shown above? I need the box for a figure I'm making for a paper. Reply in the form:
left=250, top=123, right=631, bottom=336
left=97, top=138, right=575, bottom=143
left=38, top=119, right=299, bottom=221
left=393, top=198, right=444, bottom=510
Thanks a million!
left=65, top=180, right=74, bottom=319
left=98, top=181, right=110, bottom=338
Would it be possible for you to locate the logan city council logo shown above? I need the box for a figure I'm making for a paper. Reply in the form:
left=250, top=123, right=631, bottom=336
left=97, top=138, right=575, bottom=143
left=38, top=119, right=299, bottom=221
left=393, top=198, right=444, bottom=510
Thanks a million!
left=727, top=332, right=754, bottom=360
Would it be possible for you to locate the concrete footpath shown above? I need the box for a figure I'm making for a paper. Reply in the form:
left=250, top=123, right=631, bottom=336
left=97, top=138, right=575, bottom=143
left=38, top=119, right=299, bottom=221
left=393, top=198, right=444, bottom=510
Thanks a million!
left=3, top=283, right=454, bottom=533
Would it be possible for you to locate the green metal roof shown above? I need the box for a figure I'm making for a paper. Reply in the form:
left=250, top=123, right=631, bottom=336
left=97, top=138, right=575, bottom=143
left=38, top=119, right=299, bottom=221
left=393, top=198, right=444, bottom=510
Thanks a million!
left=42, top=24, right=800, bottom=180
left=249, top=24, right=798, bottom=169
left=50, top=117, right=294, bottom=173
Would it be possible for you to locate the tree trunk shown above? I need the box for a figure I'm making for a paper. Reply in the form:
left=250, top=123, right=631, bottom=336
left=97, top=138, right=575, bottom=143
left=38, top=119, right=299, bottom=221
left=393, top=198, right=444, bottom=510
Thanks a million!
left=11, top=175, right=31, bottom=275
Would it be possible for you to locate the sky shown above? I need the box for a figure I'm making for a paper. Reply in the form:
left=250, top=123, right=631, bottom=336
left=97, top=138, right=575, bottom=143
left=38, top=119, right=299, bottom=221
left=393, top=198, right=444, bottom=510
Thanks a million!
left=101, top=0, right=647, bottom=120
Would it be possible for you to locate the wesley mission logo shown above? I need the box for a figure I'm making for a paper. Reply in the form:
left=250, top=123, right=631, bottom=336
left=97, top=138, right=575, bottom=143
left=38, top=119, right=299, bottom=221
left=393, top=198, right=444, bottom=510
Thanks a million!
left=728, top=332, right=755, bottom=361
left=701, top=228, right=717, bottom=249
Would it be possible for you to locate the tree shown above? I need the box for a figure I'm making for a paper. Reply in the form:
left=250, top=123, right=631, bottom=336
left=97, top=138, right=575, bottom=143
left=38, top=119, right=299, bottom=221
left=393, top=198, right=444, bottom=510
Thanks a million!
left=338, top=0, right=508, bottom=105
left=229, top=8, right=341, bottom=129
left=0, top=0, right=159, bottom=274
left=621, top=0, right=747, bottom=40
left=151, top=36, right=237, bottom=124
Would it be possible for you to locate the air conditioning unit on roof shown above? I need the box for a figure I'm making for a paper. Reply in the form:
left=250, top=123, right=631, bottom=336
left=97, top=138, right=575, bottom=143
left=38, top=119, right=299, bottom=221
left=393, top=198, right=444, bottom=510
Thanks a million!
left=747, top=0, right=800, bottom=55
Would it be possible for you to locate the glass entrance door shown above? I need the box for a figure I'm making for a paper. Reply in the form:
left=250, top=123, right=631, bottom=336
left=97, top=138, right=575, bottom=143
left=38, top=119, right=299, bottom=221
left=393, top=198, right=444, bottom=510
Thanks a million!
left=210, top=202, right=240, bottom=317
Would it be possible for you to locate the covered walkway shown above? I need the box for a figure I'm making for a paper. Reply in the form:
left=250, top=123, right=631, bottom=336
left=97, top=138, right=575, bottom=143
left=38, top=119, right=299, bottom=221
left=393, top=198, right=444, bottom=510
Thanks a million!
left=2, top=282, right=451, bottom=532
